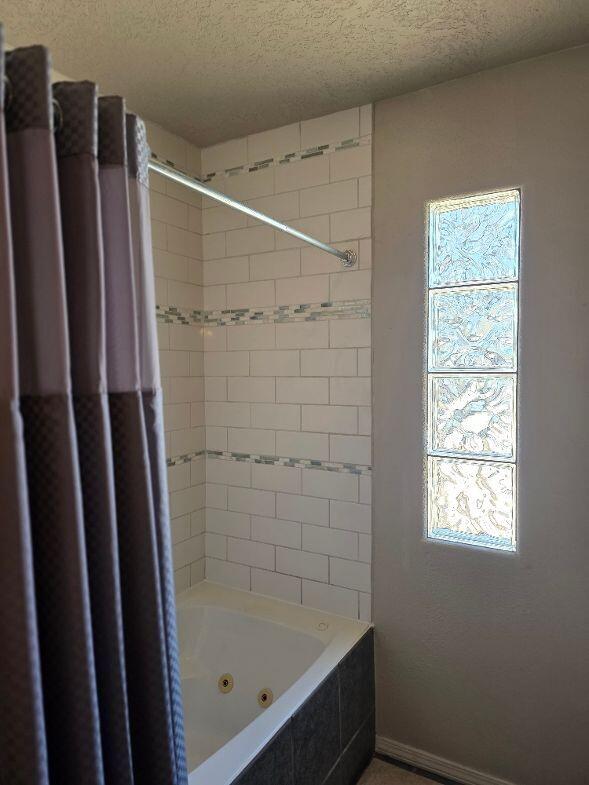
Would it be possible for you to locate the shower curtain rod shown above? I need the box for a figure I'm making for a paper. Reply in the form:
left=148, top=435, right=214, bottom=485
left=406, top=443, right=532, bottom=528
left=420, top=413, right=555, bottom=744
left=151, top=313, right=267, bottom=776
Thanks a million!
left=148, top=157, right=357, bottom=268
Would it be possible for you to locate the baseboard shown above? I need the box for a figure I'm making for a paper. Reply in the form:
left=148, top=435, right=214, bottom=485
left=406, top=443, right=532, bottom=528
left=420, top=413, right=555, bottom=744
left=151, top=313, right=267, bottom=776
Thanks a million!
left=375, top=736, right=518, bottom=785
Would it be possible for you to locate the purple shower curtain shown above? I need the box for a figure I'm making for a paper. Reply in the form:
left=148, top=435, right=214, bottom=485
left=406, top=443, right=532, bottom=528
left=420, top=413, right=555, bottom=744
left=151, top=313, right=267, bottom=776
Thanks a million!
left=0, top=34, right=187, bottom=785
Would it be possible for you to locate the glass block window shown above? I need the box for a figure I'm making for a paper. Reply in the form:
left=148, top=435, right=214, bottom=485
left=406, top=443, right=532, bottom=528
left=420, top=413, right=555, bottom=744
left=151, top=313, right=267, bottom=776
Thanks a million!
left=426, top=190, right=520, bottom=551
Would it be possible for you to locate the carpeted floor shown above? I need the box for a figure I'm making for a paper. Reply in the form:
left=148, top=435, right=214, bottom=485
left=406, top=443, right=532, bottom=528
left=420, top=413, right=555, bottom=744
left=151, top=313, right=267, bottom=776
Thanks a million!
left=359, top=758, right=444, bottom=784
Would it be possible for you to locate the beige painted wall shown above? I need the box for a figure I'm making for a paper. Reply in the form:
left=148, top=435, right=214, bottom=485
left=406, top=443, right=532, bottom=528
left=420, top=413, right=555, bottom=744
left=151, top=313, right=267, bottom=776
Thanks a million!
left=373, top=46, right=589, bottom=785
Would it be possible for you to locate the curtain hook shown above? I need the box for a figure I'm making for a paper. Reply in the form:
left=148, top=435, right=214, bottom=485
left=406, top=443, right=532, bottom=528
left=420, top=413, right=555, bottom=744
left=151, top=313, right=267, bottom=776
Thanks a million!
left=52, top=97, right=63, bottom=133
left=3, top=75, right=12, bottom=109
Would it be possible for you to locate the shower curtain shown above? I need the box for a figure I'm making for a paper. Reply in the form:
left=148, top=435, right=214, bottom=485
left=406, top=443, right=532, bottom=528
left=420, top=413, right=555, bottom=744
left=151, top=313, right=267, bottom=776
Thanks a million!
left=0, top=33, right=187, bottom=785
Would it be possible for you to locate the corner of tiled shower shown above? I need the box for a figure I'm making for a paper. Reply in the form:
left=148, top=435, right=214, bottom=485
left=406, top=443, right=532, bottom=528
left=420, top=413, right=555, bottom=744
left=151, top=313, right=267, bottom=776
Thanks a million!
left=147, top=104, right=373, bottom=622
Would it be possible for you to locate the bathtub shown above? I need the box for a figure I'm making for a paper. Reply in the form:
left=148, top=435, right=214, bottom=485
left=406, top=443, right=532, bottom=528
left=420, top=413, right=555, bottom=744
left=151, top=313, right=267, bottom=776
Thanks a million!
left=176, top=581, right=374, bottom=785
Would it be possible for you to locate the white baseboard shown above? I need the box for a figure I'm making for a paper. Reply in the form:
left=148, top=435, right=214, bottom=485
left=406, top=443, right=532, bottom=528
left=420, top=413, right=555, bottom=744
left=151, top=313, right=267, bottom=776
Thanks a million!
left=375, top=735, right=518, bottom=785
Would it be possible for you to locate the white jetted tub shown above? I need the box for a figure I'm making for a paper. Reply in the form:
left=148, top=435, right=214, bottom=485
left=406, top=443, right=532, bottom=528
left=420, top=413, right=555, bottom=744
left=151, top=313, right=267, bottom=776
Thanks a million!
left=176, top=581, right=372, bottom=785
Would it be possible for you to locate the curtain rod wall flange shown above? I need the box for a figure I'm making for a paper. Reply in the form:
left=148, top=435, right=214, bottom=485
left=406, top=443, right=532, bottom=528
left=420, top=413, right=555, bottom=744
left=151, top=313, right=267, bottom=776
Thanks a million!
left=148, top=157, right=357, bottom=268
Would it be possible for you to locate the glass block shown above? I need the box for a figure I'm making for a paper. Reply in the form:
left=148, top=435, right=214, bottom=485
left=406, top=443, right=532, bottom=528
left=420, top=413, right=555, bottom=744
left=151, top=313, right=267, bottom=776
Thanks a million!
left=427, top=457, right=516, bottom=550
left=429, top=190, right=519, bottom=287
left=429, top=375, right=516, bottom=459
left=428, top=285, right=517, bottom=371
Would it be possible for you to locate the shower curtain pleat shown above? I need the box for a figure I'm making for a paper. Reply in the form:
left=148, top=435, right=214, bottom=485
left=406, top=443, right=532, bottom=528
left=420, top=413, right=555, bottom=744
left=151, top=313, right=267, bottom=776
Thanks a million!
left=0, top=32, right=49, bottom=785
left=5, top=45, right=104, bottom=785
left=126, top=114, right=188, bottom=784
left=98, top=96, right=183, bottom=785
left=53, top=80, right=134, bottom=785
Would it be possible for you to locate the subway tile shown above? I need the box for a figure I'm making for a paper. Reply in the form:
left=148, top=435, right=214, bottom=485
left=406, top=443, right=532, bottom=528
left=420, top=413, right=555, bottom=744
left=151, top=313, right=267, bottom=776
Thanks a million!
left=167, top=227, right=201, bottom=260
left=227, top=377, right=275, bottom=403
left=330, top=435, right=371, bottom=465
left=205, top=532, right=227, bottom=560
left=275, top=215, right=330, bottom=251
left=301, top=349, right=356, bottom=377
left=190, top=351, right=204, bottom=376
left=168, top=280, right=202, bottom=309
left=203, top=256, right=249, bottom=285
left=300, top=179, right=358, bottom=218
left=169, top=376, right=204, bottom=404
left=359, top=592, right=372, bottom=622
left=227, top=537, right=275, bottom=570
left=162, top=349, right=191, bottom=378
left=202, top=204, right=248, bottom=234
left=275, top=154, right=330, bottom=194
left=204, top=284, right=227, bottom=310
left=205, top=401, right=250, bottom=427
left=252, top=463, right=301, bottom=494
left=277, top=377, right=328, bottom=404
left=192, top=508, right=206, bottom=538
left=202, top=137, right=248, bottom=173
left=218, top=166, right=275, bottom=202
left=174, top=566, right=190, bottom=594
left=251, top=568, right=301, bottom=604
left=157, top=324, right=170, bottom=351
left=330, top=144, right=371, bottom=182
left=187, top=258, right=203, bottom=286
left=330, top=207, right=371, bottom=242
left=251, top=350, right=299, bottom=376
left=190, top=455, right=205, bottom=484
left=203, top=325, right=226, bottom=352
left=276, top=270, right=329, bottom=305
left=276, top=547, right=328, bottom=582
left=329, top=318, right=371, bottom=348
left=206, top=482, right=228, bottom=509
left=153, top=249, right=189, bottom=282
left=251, top=516, right=302, bottom=549
left=163, top=403, right=191, bottom=431
left=151, top=219, right=167, bottom=250
left=227, top=324, right=276, bottom=351
left=247, top=190, right=300, bottom=222
left=150, top=191, right=188, bottom=229
left=276, top=430, right=329, bottom=461
left=300, top=241, right=359, bottom=276
left=228, top=427, right=276, bottom=455
left=358, top=406, right=371, bottom=436
left=302, top=405, right=357, bottom=435
left=172, top=534, right=204, bottom=570
left=169, top=324, right=202, bottom=352
left=301, top=107, right=359, bottom=148
left=357, top=348, right=371, bottom=377
left=206, top=426, right=228, bottom=452
left=358, top=175, right=372, bottom=208
left=206, top=457, right=251, bottom=487
left=170, top=484, right=205, bottom=518
left=250, top=248, right=301, bottom=281
left=330, top=269, right=371, bottom=301
left=358, top=534, right=371, bottom=563
left=330, top=378, right=371, bottom=406
left=207, top=508, right=250, bottom=539
left=330, top=558, right=371, bottom=592
left=359, top=237, right=372, bottom=269
left=247, top=122, right=300, bottom=162
left=206, top=557, right=250, bottom=591
left=170, top=427, right=204, bottom=457
left=330, top=500, right=371, bottom=534
left=276, top=492, right=329, bottom=527
left=302, top=468, right=358, bottom=502
left=302, top=579, right=359, bottom=618
left=168, top=462, right=191, bottom=492
left=359, top=475, right=371, bottom=505
left=229, top=486, right=276, bottom=517
left=166, top=177, right=202, bottom=207
left=275, top=320, right=328, bottom=350
left=155, top=276, right=168, bottom=305
left=251, top=403, right=300, bottom=431
left=302, top=524, right=358, bottom=560
left=188, top=206, right=202, bottom=234
left=202, top=232, right=227, bottom=260
left=226, top=226, right=275, bottom=257
left=146, top=120, right=188, bottom=170
left=204, top=376, right=227, bottom=402
left=170, top=513, right=191, bottom=544
left=226, top=280, right=275, bottom=309
left=205, top=351, right=249, bottom=376
left=360, top=103, right=373, bottom=136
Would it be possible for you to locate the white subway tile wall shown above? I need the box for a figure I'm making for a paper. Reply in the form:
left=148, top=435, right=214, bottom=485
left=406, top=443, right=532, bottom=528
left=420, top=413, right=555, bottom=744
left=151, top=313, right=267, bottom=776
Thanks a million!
left=147, top=121, right=206, bottom=593
left=200, top=105, right=373, bottom=621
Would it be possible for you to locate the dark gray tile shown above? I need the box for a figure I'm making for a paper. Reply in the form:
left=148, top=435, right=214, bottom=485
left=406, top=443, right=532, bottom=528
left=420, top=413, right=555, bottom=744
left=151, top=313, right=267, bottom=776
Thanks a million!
left=233, top=721, right=293, bottom=785
left=324, top=713, right=375, bottom=785
left=338, top=629, right=375, bottom=748
left=292, top=671, right=340, bottom=785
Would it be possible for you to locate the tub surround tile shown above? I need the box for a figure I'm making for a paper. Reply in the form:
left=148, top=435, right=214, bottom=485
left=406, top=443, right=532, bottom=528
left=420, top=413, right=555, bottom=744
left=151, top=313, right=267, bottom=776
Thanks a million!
left=292, top=670, right=341, bottom=785
left=339, top=629, right=375, bottom=749
left=233, top=722, right=294, bottom=785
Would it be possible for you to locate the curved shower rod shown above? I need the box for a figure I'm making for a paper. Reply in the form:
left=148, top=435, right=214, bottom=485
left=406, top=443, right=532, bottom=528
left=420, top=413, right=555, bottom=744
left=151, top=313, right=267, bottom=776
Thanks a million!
left=148, top=157, right=357, bottom=268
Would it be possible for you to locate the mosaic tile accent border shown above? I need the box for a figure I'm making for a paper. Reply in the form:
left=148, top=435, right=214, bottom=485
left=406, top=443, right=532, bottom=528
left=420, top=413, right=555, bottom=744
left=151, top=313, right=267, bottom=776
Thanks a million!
left=167, top=449, right=205, bottom=467
left=157, top=299, right=371, bottom=327
left=202, top=135, right=370, bottom=183
left=208, top=450, right=371, bottom=476
left=167, top=449, right=371, bottom=475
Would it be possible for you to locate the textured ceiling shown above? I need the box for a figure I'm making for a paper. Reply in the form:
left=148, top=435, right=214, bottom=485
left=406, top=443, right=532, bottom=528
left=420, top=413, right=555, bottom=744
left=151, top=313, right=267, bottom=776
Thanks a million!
left=2, top=0, right=589, bottom=147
